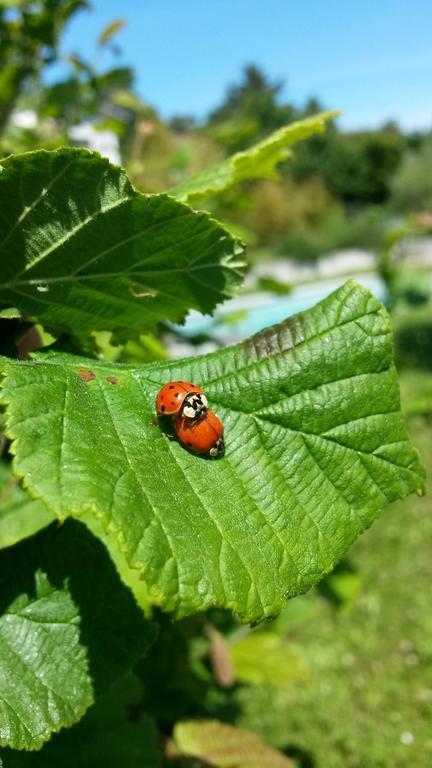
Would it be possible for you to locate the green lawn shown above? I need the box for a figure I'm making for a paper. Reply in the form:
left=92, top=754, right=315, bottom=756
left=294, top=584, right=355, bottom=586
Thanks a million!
left=234, top=373, right=431, bottom=768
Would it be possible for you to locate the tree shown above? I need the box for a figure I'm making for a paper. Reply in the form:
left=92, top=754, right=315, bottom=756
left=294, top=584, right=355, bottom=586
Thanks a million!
left=0, top=0, right=88, bottom=133
left=207, top=65, right=297, bottom=152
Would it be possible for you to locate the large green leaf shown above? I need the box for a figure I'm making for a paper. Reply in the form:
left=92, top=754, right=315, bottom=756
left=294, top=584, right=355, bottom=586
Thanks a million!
left=171, top=111, right=338, bottom=204
left=0, top=148, right=245, bottom=338
left=0, top=520, right=156, bottom=751
left=0, top=282, right=425, bottom=622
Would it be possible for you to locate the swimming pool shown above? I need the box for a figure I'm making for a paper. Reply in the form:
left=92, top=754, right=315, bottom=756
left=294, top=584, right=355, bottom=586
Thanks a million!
left=174, top=273, right=386, bottom=343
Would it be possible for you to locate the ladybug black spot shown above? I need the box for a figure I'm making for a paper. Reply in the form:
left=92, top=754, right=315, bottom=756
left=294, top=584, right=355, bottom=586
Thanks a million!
left=169, top=385, right=174, bottom=390
left=161, top=405, right=165, bottom=413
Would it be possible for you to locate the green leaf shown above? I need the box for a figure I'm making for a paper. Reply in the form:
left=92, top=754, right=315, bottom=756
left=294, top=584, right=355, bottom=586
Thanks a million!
left=0, top=281, right=425, bottom=623
left=171, top=719, right=294, bottom=767
left=171, top=111, right=338, bottom=204
left=0, top=520, right=156, bottom=751
left=1, top=674, right=162, bottom=767
left=98, top=19, right=126, bottom=46
left=0, top=461, right=53, bottom=548
left=0, top=148, right=245, bottom=339
left=231, top=632, right=309, bottom=687
left=0, top=308, right=21, bottom=319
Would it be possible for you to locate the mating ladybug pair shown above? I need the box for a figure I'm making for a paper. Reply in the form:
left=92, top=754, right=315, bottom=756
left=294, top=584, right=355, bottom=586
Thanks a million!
left=155, top=381, right=224, bottom=458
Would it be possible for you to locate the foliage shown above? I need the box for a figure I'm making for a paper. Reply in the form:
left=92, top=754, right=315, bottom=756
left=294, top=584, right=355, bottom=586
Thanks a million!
left=1, top=674, right=162, bottom=766
left=170, top=719, right=294, bottom=767
left=0, top=148, right=245, bottom=339
left=0, top=279, right=425, bottom=623
left=390, top=134, right=432, bottom=212
left=230, top=632, right=308, bottom=687
left=0, top=18, right=429, bottom=763
left=171, top=111, right=337, bottom=204
left=0, top=461, right=52, bottom=547
left=233, top=408, right=432, bottom=768
left=0, top=520, right=156, bottom=750
left=0, top=1, right=137, bottom=157
left=0, top=0, right=88, bottom=133
left=292, top=123, right=406, bottom=205
left=276, top=204, right=387, bottom=261
left=207, top=64, right=298, bottom=152
left=240, top=177, right=335, bottom=246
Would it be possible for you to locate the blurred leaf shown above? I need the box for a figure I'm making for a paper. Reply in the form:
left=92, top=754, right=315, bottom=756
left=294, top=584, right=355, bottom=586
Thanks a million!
left=92, top=67, right=134, bottom=94
left=0, top=520, right=156, bottom=750
left=256, top=275, right=292, bottom=295
left=206, top=625, right=235, bottom=687
left=0, top=461, right=53, bottom=548
left=0, top=148, right=245, bottom=340
left=400, top=370, right=432, bottom=417
left=171, top=719, right=294, bottom=767
left=323, top=570, right=362, bottom=611
left=231, top=632, right=309, bottom=686
left=0, top=282, right=425, bottom=623
left=171, top=111, right=339, bottom=204
left=98, top=19, right=126, bottom=46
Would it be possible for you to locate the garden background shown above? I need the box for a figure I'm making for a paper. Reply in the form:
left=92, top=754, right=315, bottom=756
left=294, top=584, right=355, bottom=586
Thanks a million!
left=0, top=1, right=431, bottom=766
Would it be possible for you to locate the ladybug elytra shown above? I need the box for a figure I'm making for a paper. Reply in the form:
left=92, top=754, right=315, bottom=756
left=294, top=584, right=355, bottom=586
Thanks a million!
left=174, top=409, right=224, bottom=458
left=155, top=381, right=208, bottom=420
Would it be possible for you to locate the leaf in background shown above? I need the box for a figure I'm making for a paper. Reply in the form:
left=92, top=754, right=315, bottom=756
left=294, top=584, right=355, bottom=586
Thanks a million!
left=231, top=632, right=309, bottom=687
left=0, top=461, right=53, bottom=548
left=0, top=520, right=156, bottom=751
left=0, top=282, right=425, bottom=622
left=171, top=111, right=338, bottom=204
left=0, top=148, right=245, bottom=340
left=171, top=719, right=294, bottom=767
left=1, top=674, right=162, bottom=767
left=98, top=18, right=126, bottom=46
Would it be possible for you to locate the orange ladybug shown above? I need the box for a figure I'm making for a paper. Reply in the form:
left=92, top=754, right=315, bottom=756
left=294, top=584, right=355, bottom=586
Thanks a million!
left=174, top=409, right=224, bottom=458
left=156, top=381, right=208, bottom=420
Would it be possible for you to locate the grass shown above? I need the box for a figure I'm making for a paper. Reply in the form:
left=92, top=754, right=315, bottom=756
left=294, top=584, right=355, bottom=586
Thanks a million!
left=232, top=372, right=431, bottom=768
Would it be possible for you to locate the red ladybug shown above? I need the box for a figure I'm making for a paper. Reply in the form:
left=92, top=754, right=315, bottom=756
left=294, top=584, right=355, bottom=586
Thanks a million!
left=174, top=409, right=224, bottom=458
left=155, top=381, right=208, bottom=419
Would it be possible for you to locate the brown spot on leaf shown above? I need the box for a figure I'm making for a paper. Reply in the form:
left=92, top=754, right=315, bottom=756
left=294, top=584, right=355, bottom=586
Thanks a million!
left=129, top=284, right=158, bottom=298
left=76, top=369, right=96, bottom=383
left=106, top=376, right=118, bottom=385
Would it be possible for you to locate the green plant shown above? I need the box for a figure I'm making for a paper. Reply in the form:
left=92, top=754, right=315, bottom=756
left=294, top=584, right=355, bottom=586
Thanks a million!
left=0, top=120, right=426, bottom=764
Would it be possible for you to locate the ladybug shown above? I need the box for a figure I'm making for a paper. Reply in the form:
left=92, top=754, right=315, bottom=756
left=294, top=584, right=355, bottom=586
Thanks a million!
left=174, top=409, right=224, bottom=458
left=156, top=381, right=208, bottom=420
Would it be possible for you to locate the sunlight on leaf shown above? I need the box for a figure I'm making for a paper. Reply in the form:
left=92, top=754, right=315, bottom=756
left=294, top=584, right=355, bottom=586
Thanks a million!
left=0, top=461, right=53, bottom=548
left=231, top=632, right=309, bottom=687
left=0, top=282, right=425, bottom=622
left=171, top=111, right=339, bottom=203
left=0, top=148, right=245, bottom=340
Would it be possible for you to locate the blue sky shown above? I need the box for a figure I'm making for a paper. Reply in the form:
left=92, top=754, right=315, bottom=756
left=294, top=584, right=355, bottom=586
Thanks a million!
left=53, top=0, right=432, bottom=131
